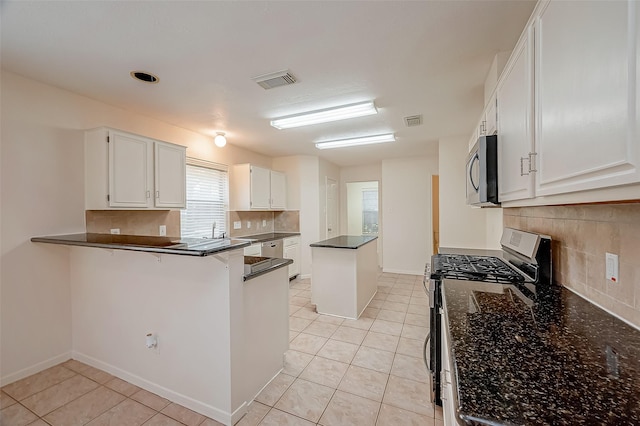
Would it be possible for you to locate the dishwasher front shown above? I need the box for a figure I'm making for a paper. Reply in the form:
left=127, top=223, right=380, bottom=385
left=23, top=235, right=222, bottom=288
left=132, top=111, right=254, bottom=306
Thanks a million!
left=261, top=239, right=283, bottom=258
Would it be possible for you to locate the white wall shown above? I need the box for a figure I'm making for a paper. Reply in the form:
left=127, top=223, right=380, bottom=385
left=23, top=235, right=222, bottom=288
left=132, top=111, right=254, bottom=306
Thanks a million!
left=381, top=156, right=438, bottom=275
left=273, top=156, right=320, bottom=279
left=438, top=136, right=502, bottom=250
left=0, top=71, right=274, bottom=384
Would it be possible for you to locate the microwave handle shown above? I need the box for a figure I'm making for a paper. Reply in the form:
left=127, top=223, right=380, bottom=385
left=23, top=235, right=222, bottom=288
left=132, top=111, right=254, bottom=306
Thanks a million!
left=469, top=153, right=480, bottom=190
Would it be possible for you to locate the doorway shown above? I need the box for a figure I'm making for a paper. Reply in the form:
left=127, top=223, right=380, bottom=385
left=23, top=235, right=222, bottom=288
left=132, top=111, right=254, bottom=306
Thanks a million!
left=326, top=177, right=338, bottom=239
left=346, top=181, right=379, bottom=236
left=432, top=175, right=439, bottom=254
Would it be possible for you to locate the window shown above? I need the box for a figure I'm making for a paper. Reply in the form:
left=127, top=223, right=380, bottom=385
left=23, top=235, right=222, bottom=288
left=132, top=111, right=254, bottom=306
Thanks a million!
left=180, top=159, right=228, bottom=239
left=362, top=189, right=378, bottom=235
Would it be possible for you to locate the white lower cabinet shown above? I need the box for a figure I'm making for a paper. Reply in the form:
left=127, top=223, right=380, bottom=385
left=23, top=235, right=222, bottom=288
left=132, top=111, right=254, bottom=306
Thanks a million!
left=441, top=308, right=457, bottom=426
left=243, top=243, right=261, bottom=257
left=283, top=236, right=300, bottom=278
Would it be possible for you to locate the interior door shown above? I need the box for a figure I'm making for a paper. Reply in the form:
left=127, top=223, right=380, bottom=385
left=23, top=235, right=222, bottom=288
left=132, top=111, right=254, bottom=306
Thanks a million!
left=326, top=177, right=338, bottom=239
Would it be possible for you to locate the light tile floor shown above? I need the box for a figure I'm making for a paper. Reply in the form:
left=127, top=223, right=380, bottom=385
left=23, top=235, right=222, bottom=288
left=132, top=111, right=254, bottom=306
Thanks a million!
left=0, top=272, right=442, bottom=426
left=244, top=272, right=443, bottom=426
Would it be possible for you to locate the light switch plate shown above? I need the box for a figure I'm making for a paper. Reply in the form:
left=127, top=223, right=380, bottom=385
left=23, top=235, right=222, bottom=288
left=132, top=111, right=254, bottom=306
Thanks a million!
left=110, top=228, right=120, bottom=235
left=247, top=221, right=251, bottom=228
left=263, top=220, right=267, bottom=226
left=233, top=221, right=241, bottom=230
left=606, top=252, right=619, bottom=283
left=159, top=225, right=166, bottom=236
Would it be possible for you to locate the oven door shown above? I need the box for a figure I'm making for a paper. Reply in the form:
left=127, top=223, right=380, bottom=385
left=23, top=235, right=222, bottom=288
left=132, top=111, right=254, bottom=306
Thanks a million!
left=425, top=272, right=442, bottom=407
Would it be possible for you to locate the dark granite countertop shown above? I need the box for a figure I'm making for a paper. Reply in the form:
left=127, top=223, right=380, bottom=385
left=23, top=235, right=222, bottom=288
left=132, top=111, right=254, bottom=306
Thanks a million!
left=310, top=235, right=377, bottom=249
left=233, top=232, right=300, bottom=243
left=443, top=279, right=640, bottom=425
left=31, top=233, right=250, bottom=257
left=243, top=257, right=292, bottom=282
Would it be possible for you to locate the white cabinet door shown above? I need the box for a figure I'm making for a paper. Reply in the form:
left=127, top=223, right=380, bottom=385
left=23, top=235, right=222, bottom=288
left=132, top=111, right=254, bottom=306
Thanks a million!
left=284, top=242, right=300, bottom=278
left=535, top=0, right=640, bottom=196
left=108, top=130, right=152, bottom=208
left=154, top=141, right=186, bottom=208
left=485, top=93, right=497, bottom=136
left=497, top=26, right=535, bottom=202
left=270, top=170, right=287, bottom=209
left=250, top=165, right=271, bottom=209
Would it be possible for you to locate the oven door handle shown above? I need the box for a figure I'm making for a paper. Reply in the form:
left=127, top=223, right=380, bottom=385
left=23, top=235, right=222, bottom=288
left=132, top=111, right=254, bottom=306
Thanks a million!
left=423, top=332, right=430, bottom=371
left=428, top=279, right=436, bottom=308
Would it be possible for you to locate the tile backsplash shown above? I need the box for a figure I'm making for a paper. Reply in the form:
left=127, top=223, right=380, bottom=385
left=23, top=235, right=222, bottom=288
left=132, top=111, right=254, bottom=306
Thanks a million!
left=86, top=210, right=181, bottom=237
left=228, top=210, right=300, bottom=237
left=504, top=203, right=640, bottom=328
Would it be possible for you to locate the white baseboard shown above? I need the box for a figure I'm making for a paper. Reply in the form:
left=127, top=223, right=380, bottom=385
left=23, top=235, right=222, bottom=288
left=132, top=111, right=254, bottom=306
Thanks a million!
left=72, top=351, right=240, bottom=425
left=300, top=273, right=311, bottom=280
left=0, top=352, right=71, bottom=387
left=381, top=268, right=423, bottom=276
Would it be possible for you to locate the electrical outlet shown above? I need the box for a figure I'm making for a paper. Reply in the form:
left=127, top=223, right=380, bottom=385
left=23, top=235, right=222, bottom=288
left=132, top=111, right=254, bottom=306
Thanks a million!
left=159, top=225, right=167, bottom=236
left=263, top=220, right=267, bottom=227
left=247, top=221, right=251, bottom=228
left=233, top=221, right=241, bottom=230
left=606, top=253, right=619, bottom=283
left=110, top=228, right=120, bottom=235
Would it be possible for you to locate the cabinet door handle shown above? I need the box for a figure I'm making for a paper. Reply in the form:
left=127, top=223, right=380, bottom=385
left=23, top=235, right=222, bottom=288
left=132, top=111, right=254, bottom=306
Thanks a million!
left=528, top=152, right=537, bottom=173
left=520, top=157, right=529, bottom=176
left=156, top=190, right=160, bottom=199
left=146, top=190, right=151, bottom=199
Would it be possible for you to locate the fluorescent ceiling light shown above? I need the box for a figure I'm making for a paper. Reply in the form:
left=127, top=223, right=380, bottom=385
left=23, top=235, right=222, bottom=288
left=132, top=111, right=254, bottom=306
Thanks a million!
left=315, top=133, right=396, bottom=150
left=270, top=101, right=377, bottom=129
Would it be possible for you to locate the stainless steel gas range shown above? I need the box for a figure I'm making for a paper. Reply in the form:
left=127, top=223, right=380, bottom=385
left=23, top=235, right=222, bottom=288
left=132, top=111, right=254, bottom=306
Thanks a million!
left=424, top=228, right=552, bottom=407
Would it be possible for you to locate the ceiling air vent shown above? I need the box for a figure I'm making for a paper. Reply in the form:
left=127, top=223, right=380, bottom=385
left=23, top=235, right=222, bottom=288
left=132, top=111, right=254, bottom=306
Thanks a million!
left=252, top=70, right=297, bottom=90
left=404, top=114, right=423, bottom=127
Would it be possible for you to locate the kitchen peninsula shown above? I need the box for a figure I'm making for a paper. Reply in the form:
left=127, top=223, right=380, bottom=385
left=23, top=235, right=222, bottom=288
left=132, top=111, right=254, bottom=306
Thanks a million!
left=310, top=235, right=378, bottom=319
left=31, top=233, right=291, bottom=426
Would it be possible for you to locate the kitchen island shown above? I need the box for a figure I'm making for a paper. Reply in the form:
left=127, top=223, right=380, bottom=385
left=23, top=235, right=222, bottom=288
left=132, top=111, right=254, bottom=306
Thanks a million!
left=310, top=235, right=378, bottom=319
left=442, top=279, right=640, bottom=425
left=31, top=233, right=291, bottom=426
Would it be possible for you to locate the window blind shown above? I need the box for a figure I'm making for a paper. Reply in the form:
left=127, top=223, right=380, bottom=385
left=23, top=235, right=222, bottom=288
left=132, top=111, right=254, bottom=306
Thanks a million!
left=180, top=162, right=228, bottom=239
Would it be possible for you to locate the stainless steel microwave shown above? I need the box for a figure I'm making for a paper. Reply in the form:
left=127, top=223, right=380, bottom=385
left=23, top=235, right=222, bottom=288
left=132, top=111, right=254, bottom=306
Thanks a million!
left=466, top=135, right=499, bottom=207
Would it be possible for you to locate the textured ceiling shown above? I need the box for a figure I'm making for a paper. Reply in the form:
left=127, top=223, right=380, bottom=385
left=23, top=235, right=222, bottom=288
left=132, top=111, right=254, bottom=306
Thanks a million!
left=1, top=1, right=536, bottom=166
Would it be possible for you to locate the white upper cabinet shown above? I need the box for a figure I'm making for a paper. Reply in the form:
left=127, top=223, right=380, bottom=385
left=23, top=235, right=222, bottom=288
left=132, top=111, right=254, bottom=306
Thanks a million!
left=230, top=164, right=287, bottom=211
left=108, top=130, right=153, bottom=208
left=249, top=165, right=271, bottom=209
left=154, top=141, right=186, bottom=208
left=270, top=170, right=287, bottom=210
left=85, top=128, right=186, bottom=210
left=534, top=0, right=640, bottom=196
left=497, top=25, right=535, bottom=202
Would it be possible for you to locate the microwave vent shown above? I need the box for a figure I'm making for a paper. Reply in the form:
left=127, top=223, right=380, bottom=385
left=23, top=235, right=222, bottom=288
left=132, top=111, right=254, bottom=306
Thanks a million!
left=252, top=70, right=297, bottom=90
left=404, top=114, right=423, bottom=127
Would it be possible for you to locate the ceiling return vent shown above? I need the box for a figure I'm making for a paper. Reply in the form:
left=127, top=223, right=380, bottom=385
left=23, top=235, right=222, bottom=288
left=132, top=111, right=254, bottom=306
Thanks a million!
left=252, top=70, right=297, bottom=90
left=404, top=114, right=423, bottom=127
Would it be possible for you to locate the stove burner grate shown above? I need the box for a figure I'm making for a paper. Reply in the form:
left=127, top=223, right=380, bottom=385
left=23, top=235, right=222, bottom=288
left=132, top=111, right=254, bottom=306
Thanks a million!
left=432, top=254, right=525, bottom=283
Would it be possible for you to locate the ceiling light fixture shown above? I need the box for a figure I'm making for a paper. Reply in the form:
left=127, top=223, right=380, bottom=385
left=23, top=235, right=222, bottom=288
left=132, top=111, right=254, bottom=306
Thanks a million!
left=214, top=132, right=227, bottom=147
left=270, top=101, right=377, bottom=129
left=315, top=133, right=396, bottom=150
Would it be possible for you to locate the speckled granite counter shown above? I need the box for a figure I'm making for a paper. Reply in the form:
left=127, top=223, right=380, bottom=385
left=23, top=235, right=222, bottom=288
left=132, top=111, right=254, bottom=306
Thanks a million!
left=443, top=279, right=640, bottom=425
left=310, top=235, right=377, bottom=249
left=31, top=233, right=250, bottom=256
